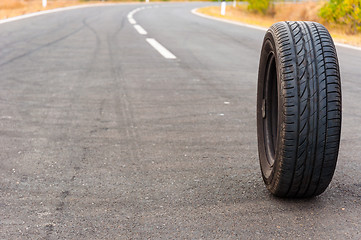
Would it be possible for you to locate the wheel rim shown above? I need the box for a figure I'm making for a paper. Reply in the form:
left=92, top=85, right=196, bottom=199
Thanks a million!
left=263, top=51, right=278, bottom=167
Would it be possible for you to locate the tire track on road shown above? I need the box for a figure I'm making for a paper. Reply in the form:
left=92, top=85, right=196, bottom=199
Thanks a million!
left=0, top=22, right=86, bottom=68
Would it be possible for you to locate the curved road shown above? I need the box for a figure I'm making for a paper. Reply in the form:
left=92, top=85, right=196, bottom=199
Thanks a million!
left=1, top=2, right=360, bottom=239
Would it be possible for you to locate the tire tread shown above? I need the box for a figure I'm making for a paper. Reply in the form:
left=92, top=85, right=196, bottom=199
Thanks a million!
left=261, top=21, right=341, bottom=197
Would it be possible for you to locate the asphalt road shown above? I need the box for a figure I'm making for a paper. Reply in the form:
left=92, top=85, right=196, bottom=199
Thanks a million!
left=1, top=2, right=360, bottom=239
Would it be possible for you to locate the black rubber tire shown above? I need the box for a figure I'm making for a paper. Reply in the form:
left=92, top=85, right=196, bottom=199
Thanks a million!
left=257, top=21, right=342, bottom=198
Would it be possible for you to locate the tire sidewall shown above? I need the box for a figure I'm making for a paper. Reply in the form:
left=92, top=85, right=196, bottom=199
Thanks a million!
left=257, top=30, right=283, bottom=188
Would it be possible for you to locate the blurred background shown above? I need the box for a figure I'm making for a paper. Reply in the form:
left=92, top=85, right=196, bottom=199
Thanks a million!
left=1, top=0, right=360, bottom=46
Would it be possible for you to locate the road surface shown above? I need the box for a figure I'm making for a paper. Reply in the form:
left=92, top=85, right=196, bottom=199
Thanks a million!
left=0, top=2, right=360, bottom=239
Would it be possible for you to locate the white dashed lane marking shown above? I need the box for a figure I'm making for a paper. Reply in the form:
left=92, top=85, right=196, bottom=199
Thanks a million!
left=133, top=24, right=147, bottom=35
left=146, top=38, right=177, bottom=59
left=127, top=6, right=177, bottom=60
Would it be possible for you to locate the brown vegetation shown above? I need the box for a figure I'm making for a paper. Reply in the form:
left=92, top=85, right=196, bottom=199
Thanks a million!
left=0, top=0, right=206, bottom=20
left=198, top=3, right=361, bottom=47
left=0, top=0, right=96, bottom=19
left=198, top=3, right=321, bottom=28
left=0, top=0, right=26, bottom=10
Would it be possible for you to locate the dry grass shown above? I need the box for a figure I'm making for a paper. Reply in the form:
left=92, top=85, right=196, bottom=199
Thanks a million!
left=0, top=0, right=88, bottom=19
left=0, top=0, right=207, bottom=20
left=2, top=1, right=361, bottom=46
left=197, top=3, right=321, bottom=28
left=272, top=2, right=321, bottom=22
left=198, top=3, right=361, bottom=47
left=0, top=0, right=144, bottom=20
left=0, top=0, right=26, bottom=9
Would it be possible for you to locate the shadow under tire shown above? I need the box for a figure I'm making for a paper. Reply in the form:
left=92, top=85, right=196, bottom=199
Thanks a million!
left=257, top=21, right=342, bottom=198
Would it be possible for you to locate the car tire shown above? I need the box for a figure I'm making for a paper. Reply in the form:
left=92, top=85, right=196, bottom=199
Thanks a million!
left=257, top=21, right=342, bottom=198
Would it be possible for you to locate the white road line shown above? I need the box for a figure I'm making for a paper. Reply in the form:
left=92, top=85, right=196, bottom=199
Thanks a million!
left=191, top=7, right=361, bottom=52
left=0, top=3, right=136, bottom=25
left=334, top=42, right=361, bottom=52
left=127, top=8, right=141, bottom=24
left=134, top=24, right=147, bottom=35
left=146, top=38, right=177, bottom=59
left=191, top=8, right=267, bottom=32
left=128, top=7, right=176, bottom=60
left=128, top=16, right=136, bottom=24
